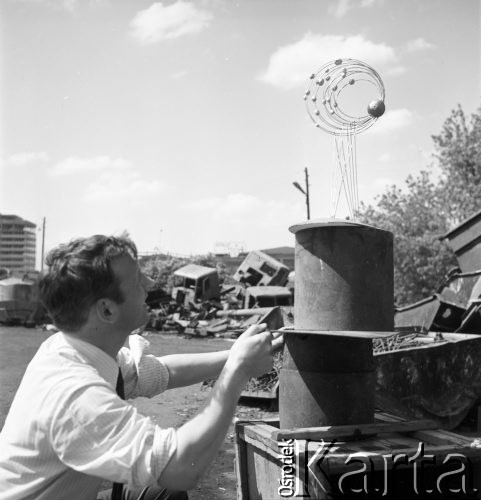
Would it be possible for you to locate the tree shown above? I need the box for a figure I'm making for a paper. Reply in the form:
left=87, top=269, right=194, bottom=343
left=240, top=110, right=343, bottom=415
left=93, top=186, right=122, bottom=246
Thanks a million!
left=434, top=104, right=481, bottom=226
left=139, top=255, right=190, bottom=292
left=359, top=104, right=481, bottom=306
left=358, top=172, right=457, bottom=305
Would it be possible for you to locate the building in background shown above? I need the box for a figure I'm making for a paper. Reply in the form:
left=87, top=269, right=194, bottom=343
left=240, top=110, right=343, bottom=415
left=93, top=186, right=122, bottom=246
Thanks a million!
left=0, top=214, right=37, bottom=275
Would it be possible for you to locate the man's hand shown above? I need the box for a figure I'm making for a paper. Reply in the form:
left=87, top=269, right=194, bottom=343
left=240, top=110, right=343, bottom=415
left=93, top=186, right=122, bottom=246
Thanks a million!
left=226, top=323, right=284, bottom=380
left=160, top=323, right=283, bottom=490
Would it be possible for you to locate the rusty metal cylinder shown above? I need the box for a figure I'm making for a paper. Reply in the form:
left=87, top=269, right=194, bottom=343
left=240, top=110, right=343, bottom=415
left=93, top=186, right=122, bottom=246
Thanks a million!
left=279, top=220, right=394, bottom=428
left=280, top=335, right=375, bottom=428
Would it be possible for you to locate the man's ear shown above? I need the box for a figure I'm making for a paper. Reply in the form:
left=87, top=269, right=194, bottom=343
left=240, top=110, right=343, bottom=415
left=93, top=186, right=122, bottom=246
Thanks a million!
left=95, top=298, right=118, bottom=324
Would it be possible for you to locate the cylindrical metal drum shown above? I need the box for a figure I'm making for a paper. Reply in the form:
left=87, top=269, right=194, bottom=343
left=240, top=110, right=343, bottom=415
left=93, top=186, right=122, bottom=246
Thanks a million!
left=279, top=219, right=394, bottom=428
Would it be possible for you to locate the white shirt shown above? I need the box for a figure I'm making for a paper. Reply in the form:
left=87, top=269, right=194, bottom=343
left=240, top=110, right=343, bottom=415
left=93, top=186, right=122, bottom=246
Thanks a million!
left=0, top=332, right=177, bottom=500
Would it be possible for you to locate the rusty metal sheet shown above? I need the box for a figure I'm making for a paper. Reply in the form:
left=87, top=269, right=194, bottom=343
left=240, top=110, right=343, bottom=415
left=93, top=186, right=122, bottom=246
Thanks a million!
left=374, top=332, right=481, bottom=429
left=274, top=327, right=397, bottom=339
left=394, top=294, right=465, bottom=332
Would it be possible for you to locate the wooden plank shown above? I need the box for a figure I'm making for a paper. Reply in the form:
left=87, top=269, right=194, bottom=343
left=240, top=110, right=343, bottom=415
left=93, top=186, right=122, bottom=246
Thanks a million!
left=375, top=411, right=405, bottom=423
left=306, top=439, right=344, bottom=456
left=235, top=417, right=279, bottom=426
left=412, top=429, right=474, bottom=446
left=243, top=423, right=280, bottom=456
left=376, top=412, right=474, bottom=447
left=367, top=437, right=404, bottom=452
left=440, top=429, right=478, bottom=445
left=235, top=418, right=278, bottom=440
left=271, top=418, right=438, bottom=441
left=243, top=433, right=280, bottom=460
left=379, top=434, right=424, bottom=449
left=234, top=422, right=249, bottom=500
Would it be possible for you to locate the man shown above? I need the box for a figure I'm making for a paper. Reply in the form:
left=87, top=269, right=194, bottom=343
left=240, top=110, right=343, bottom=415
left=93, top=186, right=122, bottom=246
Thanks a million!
left=0, top=235, right=283, bottom=500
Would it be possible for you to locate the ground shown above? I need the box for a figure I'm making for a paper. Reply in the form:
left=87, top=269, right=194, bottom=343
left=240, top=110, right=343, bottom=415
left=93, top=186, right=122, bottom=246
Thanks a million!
left=0, top=326, right=276, bottom=499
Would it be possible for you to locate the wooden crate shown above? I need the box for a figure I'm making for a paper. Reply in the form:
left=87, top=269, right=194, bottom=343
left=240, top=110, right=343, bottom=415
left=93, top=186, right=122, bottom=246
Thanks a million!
left=234, top=414, right=481, bottom=499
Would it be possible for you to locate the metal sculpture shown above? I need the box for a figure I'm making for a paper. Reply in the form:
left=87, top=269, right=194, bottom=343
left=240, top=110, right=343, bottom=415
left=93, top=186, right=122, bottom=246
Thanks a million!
left=304, top=58, right=385, bottom=219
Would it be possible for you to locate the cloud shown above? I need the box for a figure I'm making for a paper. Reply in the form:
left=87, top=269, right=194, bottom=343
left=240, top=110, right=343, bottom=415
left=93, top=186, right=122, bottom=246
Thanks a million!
left=373, top=177, right=392, bottom=187
left=330, top=0, right=352, bottom=18
left=385, top=65, right=407, bottom=76
left=184, top=193, right=304, bottom=223
left=358, top=176, right=394, bottom=204
left=259, top=33, right=397, bottom=90
left=8, top=0, right=105, bottom=12
left=408, top=144, right=435, bottom=162
left=6, top=0, right=44, bottom=3
left=403, top=37, right=436, bottom=53
left=378, top=153, right=392, bottom=163
left=49, top=156, right=132, bottom=176
left=368, top=108, right=414, bottom=135
left=129, top=1, right=213, bottom=44
left=361, top=176, right=393, bottom=191
left=329, top=0, right=384, bottom=18
left=184, top=193, right=259, bottom=214
left=181, top=193, right=306, bottom=251
left=60, top=0, right=76, bottom=11
left=4, top=151, right=49, bottom=167
left=171, top=70, right=188, bottom=80
left=46, top=155, right=165, bottom=201
left=84, top=170, right=165, bottom=201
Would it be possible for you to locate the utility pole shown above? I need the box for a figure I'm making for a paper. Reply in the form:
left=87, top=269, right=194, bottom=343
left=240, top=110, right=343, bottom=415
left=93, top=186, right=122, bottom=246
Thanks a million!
left=41, top=217, right=46, bottom=273
left=304, top=166, right=310, bottom=220
left=293, top=167, right=311, bottom=220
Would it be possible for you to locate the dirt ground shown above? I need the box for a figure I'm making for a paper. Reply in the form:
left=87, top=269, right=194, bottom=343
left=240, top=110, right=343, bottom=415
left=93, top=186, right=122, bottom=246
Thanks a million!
left=0, top=326, right=277, bottom=499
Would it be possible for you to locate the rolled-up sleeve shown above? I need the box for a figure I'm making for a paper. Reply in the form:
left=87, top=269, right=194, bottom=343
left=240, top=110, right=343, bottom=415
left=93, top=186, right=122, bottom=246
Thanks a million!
left=119, top=335, right=170, bottom=399
left=49, top=375, right=177, bottom=489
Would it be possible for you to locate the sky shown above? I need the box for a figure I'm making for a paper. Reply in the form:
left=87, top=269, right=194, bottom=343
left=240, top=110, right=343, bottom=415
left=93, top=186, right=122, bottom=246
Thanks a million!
left=0, top=0, right=480, bottom=266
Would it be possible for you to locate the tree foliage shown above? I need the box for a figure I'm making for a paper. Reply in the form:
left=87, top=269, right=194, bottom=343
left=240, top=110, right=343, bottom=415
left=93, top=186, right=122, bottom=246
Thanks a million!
left=139, top=253, right=222, bottom=292
left=434, top=104, right=481, bottom=225
left=358, top=172, right=456, bottom=305
left=139, top=255, right=187, bottom=292
left=358, top=104, right=481, bottom=305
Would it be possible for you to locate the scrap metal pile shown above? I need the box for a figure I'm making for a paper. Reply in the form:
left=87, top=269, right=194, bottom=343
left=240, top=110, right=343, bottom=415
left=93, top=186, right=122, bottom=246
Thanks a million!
left=244, top=351, right=283, bottom=393
left=147, top=300, right=289, bottom=340
left=202, top=350, right=284, bottom=395
left=372, top=331, right=445, bottom=353
left=144, top=250, right=294, bottom=339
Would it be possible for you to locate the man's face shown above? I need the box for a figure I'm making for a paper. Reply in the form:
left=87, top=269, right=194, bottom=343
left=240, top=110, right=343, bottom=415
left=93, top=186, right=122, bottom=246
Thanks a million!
left=110, top=254, right=153, bottom=332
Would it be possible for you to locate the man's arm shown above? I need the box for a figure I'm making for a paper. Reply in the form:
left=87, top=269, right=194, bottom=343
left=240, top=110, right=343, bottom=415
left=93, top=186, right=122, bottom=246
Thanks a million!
left=160, top=350, right=229, bottom=389
left=159, top=323, right=283, bottom=491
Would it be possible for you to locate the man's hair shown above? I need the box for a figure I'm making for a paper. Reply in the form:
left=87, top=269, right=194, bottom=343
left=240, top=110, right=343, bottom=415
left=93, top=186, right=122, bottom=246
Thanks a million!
left=39, top=235, right=138, bottom=332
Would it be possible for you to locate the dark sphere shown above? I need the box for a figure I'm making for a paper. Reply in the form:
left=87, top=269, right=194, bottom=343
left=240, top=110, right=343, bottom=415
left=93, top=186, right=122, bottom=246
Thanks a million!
left=367, top=99, right=385, bottom=118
